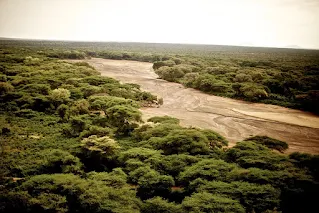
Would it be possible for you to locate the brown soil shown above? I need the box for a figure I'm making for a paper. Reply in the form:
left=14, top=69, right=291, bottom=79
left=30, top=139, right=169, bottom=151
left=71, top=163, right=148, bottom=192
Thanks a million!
left=72, top=58, right=319, bottom=154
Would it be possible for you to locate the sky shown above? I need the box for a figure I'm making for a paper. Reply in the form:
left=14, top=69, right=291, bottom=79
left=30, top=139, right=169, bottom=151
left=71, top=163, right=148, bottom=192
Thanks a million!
left=0, top=0, right=318, bottom=49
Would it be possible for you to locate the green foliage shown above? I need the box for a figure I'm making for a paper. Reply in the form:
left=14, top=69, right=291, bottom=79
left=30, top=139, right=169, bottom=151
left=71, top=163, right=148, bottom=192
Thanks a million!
left=63, top=115, right=89, bottom=137
left=225, top=141, right=290, bottom=170
left=57, top=104, right=69, bottom=121
left=49, top=88, right=71, bottom=104
left=245, top=135, right=289, bottom=152
left=2, top=174, right=141, bottom=213
left=0, top=82, right=14, bottom=95
left=147, top=116, right=180, bottom=124
left=199, top=129, right=228, bottom=148
left=159, top=154, right=200, bottom=178
left=196, top=180, right=280, bottom=212
left=155, top=66, right=185, bottom=82
left=79, top=125, right=113, bottom=138
left=105, top=105, right=142, bottom=135
left=142, top=197, right=182, bottom=213
left=69, top=99, right=90, bottom=115
left=181, top=192, right=245, bottom=213
left=178, top=159, right=237, bottom=186
left=22, top=84, right=51, bottom=95
left=132, top=123, right=182, bottom=141
left=1, top=41, right=319, bottom=213
left=146, top=129, right=211, bottom=155
left=86, top=168, right=128, bottom=188
left=89, top=95, right=139, bottom=112
left=80, top=135, right=120, bottom=160
left=289, top=152, right=319, bottom=179
left=129, top=166, right=175, bottom=200
left=31, top=149, right=83, bottom=175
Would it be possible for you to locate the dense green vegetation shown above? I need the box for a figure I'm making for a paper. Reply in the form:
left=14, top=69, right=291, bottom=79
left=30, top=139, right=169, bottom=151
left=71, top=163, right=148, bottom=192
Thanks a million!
left=1, top=39, right=318, bottom=113
left=1, top=41, right=319, bottom=213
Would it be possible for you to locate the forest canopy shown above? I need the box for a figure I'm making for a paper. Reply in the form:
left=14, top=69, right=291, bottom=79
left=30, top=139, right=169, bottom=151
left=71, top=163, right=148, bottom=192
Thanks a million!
left=0, top=40, right=319, bottom=213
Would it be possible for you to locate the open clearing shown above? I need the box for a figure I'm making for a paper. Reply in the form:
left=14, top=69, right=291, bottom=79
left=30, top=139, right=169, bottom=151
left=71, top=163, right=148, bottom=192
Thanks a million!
left=77, top=58, right=319, bottom=154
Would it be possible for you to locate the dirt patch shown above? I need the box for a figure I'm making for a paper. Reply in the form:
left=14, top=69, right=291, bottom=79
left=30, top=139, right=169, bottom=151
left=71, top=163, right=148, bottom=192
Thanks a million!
left=70, top=58, right=319, bottom=154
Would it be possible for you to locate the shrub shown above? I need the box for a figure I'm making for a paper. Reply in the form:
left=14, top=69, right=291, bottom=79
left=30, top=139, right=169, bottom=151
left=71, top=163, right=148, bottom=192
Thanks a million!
left=8, top=174, right=141, bottom=213
left=69, top=99, right=90, bottom=115
left=0, top=82, right=14, bottom=96
left=178, top=159, right=237, bottom=186
left=244, top=135, right=288, bottom=152
left=197, top=181, right=280, bottom=212
left=225, top=141, right=289, bottom=170
left=147, top=129, right=210, bottom=155
left=147, top=116, right=180, bottom=124
left=181, top=192, right=245, bottom=213
left=23, top=149, right=83, bottom=176
left=22, top=84, right=50, bottom=95
left=49, top=88, right=71, bottom=104
left=142, top=197, right=182, bottom=213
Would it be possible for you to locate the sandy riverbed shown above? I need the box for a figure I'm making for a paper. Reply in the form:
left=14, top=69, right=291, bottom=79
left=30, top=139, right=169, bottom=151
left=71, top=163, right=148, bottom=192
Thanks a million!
left=71, top=58, right=319, bottom=154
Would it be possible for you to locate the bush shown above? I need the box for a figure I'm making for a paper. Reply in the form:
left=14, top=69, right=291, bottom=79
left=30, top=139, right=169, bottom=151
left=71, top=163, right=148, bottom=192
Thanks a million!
left=86, top=168, right=128, bottom=188
left=6, top=174, right=141, bottom=213
left=49, top=88, right=71, bottom=104
left=178, top=159, right=237, bottom=186
left=81, top=135, right=120, bottom=157
left=69, top=99, right=90, bottom=115
left=129, top=166, right=175, bottom=200
left=147, top=116, right=180, bottom=124
left=197, top=181, right=280, bottom=212
left=142, top=197, right=182, bottom=213
left=21, top=149, right=83, bottom=176
left=181, top=192, right=245, bottom=213
left=244, top=135, right=288, bottom=152
left=225, top=141, right=289, bottom=170
left=0, top=82, right=14, bottom=95
left=147, top=129, right=210, bottom=155
left=22, top=84, right=50, bottom=95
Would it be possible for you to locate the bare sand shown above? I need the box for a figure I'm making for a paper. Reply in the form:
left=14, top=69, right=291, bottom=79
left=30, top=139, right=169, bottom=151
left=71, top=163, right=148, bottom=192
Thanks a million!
left=72, top=58, right=319, bottom=154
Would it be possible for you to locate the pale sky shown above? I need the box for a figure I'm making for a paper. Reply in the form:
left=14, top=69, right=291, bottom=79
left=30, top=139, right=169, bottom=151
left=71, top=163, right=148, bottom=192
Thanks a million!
left=0, top=0, right=318, bottom=49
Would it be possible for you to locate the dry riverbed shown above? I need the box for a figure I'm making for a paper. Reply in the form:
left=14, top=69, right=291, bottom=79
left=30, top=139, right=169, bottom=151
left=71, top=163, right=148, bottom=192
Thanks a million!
left=70, top=58, right=319, bottom=154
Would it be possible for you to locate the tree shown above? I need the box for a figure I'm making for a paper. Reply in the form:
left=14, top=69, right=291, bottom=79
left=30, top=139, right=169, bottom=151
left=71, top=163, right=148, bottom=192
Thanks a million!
left=49, top=88, right=70, bottom=105
left=105, top=105, right=142, bottom=135
left=86, top=168, right=128, bottom=188
left=81, top=135, right=120, bottom=160
left=233, top=73, right=253, bottom=83
left=178, top=159, right=237, bottom=186
left=57, top=104, right=69, bottom=121
left=155, top=66, right=184, bottom=82
left=0, top=82, right=14, bottom=95
left=129, top=166, right=175, bottom=200
left=63, top=115, right=89, bottom=137
left=37, top=149, right=83, bottom=175
left=89, top=96, right=139, bottom=112
left=238, top=83, right=268, bottom=100
left=197, top=181, right=280, bottom=212
left=142, top=197, right=182, bottom=213
left=7, top=174, right=141, bottom=213
left=244, top=135, right=288, bottom=152
left=181, top=192, right=245, bottom=213
left=160, top=154, right=200, bottom=178
left=148, top=129, right=211, bottom=155
left=69, top=99, right=90, bottom=115
left=147, top=116, right=179, bottom=124
left=225, top=141, right=289, bottom=170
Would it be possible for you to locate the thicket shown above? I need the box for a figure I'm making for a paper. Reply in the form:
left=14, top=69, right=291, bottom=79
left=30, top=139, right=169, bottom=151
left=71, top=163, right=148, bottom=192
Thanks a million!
left=0, top=42, right=318, bottom=213
left=2, top=39, right=319, bottom=113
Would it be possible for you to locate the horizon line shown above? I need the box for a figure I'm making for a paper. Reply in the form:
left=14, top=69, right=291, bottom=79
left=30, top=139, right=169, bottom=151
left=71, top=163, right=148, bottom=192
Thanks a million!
left=1, top=36, right=318, bottom=51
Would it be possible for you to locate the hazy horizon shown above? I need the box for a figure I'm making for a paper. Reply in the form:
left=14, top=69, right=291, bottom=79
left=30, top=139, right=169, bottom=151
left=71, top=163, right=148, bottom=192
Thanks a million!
left=0, top=0, right=318, bottom=49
